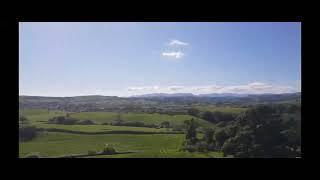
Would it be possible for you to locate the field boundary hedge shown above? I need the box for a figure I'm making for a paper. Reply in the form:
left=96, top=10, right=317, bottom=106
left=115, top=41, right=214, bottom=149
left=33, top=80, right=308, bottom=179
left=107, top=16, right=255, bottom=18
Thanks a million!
left=36, top=128, right=184, bottom=135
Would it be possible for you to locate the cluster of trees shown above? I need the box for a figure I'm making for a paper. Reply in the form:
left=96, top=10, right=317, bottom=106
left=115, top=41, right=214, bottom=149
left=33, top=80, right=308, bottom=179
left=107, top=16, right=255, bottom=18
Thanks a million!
left=221, top=105, right=301, bottom=158
left=48, top=116, right=95, bottom=125
left=202, top=111, right=235, bottom=123
left=102, top=144, right=117, bottom=154
left=104, top=113, right=172, bottom=129
left=187, top=108, right=236, bottom=124
left=182, top=118, right=231, bottom=153
left=19, top=115, right=38, bottom=141
left=183, top=104, right=301, bottom=158
left=182, top=118, right=208, bottom=152
left=107, top=120, right=171, bottom=129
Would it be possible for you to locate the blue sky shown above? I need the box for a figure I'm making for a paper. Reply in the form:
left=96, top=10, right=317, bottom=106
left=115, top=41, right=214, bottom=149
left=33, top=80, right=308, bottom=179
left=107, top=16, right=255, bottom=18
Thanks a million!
left=19, top=22, right=301, bottom=97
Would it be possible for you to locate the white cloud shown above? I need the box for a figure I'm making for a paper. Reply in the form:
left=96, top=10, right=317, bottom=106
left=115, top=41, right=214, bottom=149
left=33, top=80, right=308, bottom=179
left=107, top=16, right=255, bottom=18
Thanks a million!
left=168, top=86, right=184, bottom=91
left=162, top=51, right=185, bottom=59
left=127, top=82, right=298, bottom=95
left=168, top=39, right=189, bottom=46
left=128, top=86, right=160, bottom=92
left=162, top=51, right=184, bottom=59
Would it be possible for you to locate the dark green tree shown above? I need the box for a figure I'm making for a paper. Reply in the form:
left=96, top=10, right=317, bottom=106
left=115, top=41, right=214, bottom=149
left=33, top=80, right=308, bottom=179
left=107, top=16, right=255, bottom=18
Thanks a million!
left=214, top=129, right=229, bottom=149
left=187, top=108, right=200, bottom=117
left=160, top=121, right=170, bottom=128
left=19, top=115, right=29, bottom=126
left=203, top=128, right=215, bottom=144
left=222, top=105, right=301, bottom=158
left=201, top=111, right=215, bottom=123
left=184, top=118, right=198, bottom=145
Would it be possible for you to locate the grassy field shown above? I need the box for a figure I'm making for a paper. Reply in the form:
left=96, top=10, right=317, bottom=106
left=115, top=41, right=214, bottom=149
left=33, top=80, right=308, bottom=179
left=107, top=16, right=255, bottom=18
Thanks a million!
left=19, top=109, right=67, bottom=125
left=19, top=132, right=223, bottom=158
left=36, top=124, right=171, bottom=133
left=19, top=109, right=214, bottom=128
left=19, top=109, right=223, bottom=158
left=70, top=111, right=213, bottom=127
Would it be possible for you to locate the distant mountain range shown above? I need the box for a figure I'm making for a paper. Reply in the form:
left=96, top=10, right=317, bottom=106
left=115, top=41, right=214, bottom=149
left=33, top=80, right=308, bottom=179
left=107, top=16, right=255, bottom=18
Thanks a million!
left=19, top=92, right=301, bottom=112
left=132, top=92, right=300, bottom=98
left=132, top=93, right=196, bottom=98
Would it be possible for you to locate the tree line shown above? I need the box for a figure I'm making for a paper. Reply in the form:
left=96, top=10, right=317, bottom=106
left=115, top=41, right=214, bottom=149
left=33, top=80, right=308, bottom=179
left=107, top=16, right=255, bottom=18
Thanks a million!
left=183, top=104, right=301, bottom=158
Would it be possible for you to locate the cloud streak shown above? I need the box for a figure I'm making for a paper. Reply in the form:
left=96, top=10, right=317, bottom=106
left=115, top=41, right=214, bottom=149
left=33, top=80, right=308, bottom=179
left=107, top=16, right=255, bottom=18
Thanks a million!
left=127, top=82, right=299, bottom=95
left=168, top=39, right=189, bottom=46
left=162, top=51, right=185, bottom=59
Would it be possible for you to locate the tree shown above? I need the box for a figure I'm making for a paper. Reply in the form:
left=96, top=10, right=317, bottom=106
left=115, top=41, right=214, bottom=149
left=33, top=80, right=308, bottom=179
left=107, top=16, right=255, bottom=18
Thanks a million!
left=184, top=118, right=198, bottom=145
left=214, top=129, right=229, bottom=149
left=187, top=108, right=200, bottom=117
left=160, top=121, right=170, bottom=128
left=111, top=112, right=124, bottom=125
left=222, top=105, right=301, bottom=158
left=19, top=115, right=29, bottom=126
left=19, top=126, right=38, bottom=141
left=202, top=111, right=215, bottom=123
left=103, top=144, right=116, bottom=154
left=203, top=128, right=215, bottom=144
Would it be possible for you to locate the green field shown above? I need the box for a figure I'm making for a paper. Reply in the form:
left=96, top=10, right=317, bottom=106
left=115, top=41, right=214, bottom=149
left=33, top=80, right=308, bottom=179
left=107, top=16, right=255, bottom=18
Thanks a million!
left=36, top=124, right=172, bottom=133
left=70, top=111, right=213, bottom=127
left=19, top=109, right=67, bottom=125
left=19, top=109, right=223, bottom=158
left=19, top=132, right=223, bottom=158
left=20, top=109, right=213, bottom=127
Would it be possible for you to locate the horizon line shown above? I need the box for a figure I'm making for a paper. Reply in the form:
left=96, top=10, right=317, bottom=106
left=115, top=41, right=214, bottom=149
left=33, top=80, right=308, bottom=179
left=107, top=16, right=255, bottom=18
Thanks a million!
left=19, top=91, right=301, bottom=98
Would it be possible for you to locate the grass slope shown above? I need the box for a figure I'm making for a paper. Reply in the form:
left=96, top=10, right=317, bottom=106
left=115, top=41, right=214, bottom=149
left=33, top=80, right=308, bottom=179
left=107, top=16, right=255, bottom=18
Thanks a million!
left=19, top=132, right=223, bottom=158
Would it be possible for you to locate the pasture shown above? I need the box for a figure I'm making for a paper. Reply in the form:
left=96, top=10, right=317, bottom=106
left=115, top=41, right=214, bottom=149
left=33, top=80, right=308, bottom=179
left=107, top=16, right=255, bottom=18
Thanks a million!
left=19, top=109, right=223, bottom=158
left=19, top=132, right=223, bottom=158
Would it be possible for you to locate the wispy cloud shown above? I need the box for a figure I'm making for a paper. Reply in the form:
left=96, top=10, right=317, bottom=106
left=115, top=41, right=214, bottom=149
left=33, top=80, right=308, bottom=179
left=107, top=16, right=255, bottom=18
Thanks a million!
left=127, top=82, right=298, bottom=95
left=128, top=86, right=159, bottom=91
left=168, top=39, right=189, bottom=46
left=167, top=86, right=184, bottom=91
left=161, top=39, right=189, bottom=60
left=162, top=51, right=185, bottom=59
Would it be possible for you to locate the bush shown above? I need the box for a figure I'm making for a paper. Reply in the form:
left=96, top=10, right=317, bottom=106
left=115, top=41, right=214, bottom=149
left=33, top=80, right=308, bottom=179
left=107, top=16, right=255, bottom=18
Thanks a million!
left=196, top=141, right=209, bottom=152
left=160, top=121, right=170, bottom=128
left=102, top=144, right=116, bottom=154
left=24, top=152, right=41, bottom=158
left=48, top=116, right=79, bottom=125
left=207, top=143, right=216, bottom=151
left=19, top=115, right=29, bottom=126
left=78, top=119, right=95, bottom=125
left=183, top=144, right=197, bottom=152
left=48, top=116, right=96, bottom=125
left=19, top=126, right=38, bottom=141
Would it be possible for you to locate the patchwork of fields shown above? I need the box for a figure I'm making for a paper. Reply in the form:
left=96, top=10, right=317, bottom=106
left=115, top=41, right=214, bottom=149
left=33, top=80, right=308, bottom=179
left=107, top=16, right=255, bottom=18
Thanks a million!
left=19, top=109, right=225, bottom=158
